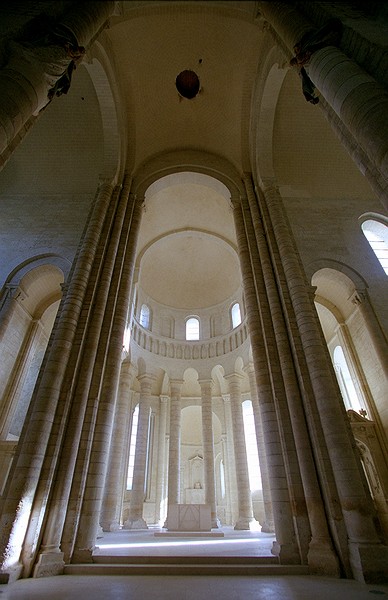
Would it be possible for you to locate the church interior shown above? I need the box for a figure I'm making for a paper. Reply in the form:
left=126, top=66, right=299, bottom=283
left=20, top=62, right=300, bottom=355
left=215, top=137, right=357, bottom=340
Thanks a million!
left=0, top=1, right=387, bottom=597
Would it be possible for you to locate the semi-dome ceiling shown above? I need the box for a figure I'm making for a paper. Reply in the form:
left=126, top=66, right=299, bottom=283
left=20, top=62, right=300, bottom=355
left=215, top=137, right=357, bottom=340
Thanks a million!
left=136, top=174, right=241, bottom=310
left=139, top=231, right=240, bottom=309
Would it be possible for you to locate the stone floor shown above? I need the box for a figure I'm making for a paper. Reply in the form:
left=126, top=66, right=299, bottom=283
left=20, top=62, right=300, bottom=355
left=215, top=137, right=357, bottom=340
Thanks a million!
left=1, top=527, right=388, bottom=599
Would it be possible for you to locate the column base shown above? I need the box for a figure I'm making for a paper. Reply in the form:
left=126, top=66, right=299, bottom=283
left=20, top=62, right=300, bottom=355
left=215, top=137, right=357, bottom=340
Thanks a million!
left=0, top=562, right=22, bottom=584
left=101, top=520, right=121, bottom=533
left=234, top=517, right=260, bottom=531
left=211, top=517, right=222, bottom=529
left=123, top=517, right=148, bottom=530
left=348, top=541, right=388, bottom=583
left=71, top=547, right=94, bottom=564
left=307, top=539, right=340, bottom=577
left=271, top=540, right=301, bottom=564
left=260, top=520, right=275, bottom=533
left=33, top=551, right=65, bottom=578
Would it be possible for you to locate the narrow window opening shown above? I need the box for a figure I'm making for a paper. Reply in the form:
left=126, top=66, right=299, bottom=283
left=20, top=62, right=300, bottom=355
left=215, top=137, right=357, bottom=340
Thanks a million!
left=231, top=302, right=242, bottom=328
left=186, top=317, right=200, bottom=341
left=361, top=219, right=388, bottom=275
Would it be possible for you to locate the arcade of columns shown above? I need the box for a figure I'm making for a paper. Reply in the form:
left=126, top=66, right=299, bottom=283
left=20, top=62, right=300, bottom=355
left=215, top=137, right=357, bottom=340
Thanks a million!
left=0, top=0, right=387, bottom=587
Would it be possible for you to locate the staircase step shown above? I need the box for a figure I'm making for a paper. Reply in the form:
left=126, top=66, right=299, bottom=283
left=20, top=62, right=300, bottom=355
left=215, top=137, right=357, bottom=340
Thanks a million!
left=92, top=555, right=278, bottom=565
left=64, top=563, right=309, bottom=577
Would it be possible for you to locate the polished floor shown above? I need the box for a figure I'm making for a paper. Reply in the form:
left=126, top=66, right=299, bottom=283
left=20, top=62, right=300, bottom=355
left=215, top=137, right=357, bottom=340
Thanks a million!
left=1, top=527, right=388, bottom=599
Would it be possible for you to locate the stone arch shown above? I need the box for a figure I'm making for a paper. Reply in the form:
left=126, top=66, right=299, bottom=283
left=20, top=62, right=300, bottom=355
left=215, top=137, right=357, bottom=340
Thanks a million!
left=251, top=47, right=288, bottom=181
left=0, top=263, right=64, bottom=441
left=1, top=254, right=70, bottom=296
left=84, top=42, right=124, bottom=182
left=131, top=149, right=245, bottom=205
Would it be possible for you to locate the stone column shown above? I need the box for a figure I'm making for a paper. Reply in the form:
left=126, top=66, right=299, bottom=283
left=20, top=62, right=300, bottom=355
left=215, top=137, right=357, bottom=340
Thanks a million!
left=244, top=363, right=274, bottom=533
left=34, top=182, right=124, bottom=569
left=0, top=179, right=114, bottom=582
left=199, top=379, right=219, bottom=528
left=261, top=179, right=388, bottom=583
left=222, top=395, right=238, bottom=524
left=100, top=358, right=135, bottom=532
left=258, top=1, right=388, bottom=209
left=166, top=379, right=183, bottom=519
left=124, top=374, right=155, bottom=530
left=224, top=373, right=256, bottom=531
left=154, top=396, right=168, bottom=525
left=245, top=174, right=340, bottom=574
left=0, top=2, right=117, bottom=168
left=233, top=198, right=300, bottom=562
left=70, top=187, right=143, bottom=561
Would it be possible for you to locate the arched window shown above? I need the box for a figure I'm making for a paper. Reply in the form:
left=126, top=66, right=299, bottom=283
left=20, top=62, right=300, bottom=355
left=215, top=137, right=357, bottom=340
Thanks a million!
left=139, top=303, right=150, bottom=329
left=361, top=217, right=388, bottom=275
left=231, top=302, right=242, bottom=328
left=333, top=346, right=366, bottom=414
left=186, top=317, right=200, bottom=340
left=242, top=400, right=261, bottom=492
left=126, top=404, right=139, bottom=490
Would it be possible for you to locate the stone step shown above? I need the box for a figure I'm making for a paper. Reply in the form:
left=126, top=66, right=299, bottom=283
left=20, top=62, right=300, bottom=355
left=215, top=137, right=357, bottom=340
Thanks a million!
left=92, top=554, right=279, bottom=565
left=64, top=562, right=310, bottom=577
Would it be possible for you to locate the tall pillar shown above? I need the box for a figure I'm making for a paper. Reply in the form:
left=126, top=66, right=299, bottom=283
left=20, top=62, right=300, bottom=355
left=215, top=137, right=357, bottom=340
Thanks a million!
left=166, top=379, right=183, bottom=520
left=245, top=175, right=340, bottom=574
left=100, top=358, right=135, bottom=532
left=222, top=395, right=238, bottom=524
left=0, top=2, right=117, bottom=168
left=258, top=1, right=388, bottom=209
left=232, top=199, right=300, bottom=563
left=70, top=186, right=142, bottom=561
left=0, top=179, right=114, bottom=582
left=224, top=373, right=256, bottom=531
left=261, top=179, right=388, bottom=583
left=34, top=182, right=124, bottom=569
left=244, top=363, right=274, bottom=533
left=154, top=396, right=168, bottom=525
left=124, top=374, right=155, bottom=530
left=199, top=379, right=219, bottom=528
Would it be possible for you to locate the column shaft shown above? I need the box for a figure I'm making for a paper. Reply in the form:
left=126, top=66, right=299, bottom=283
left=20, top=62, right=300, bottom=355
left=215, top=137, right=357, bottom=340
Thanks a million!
left=0, top=179, right=114, bottom=580
left=245, top=175, right=340, bottom=574
left=233, top=201, right=299, bottom=562
left=225, top=373, right=255, bottom=531
left=167, top=380, right=183, bottom=507
left=71, top=193, right=143, bottom=558
left=261, top=180, right=388, bottom=583
left=199, top=379, right=218, bottom=528
left=154, top=397, right=168, bottom=525
left=245, top=363, right=274, bottom=533
left=100, top=359, right=135, bottom=531
left=124, top=375, right=154, bottom=530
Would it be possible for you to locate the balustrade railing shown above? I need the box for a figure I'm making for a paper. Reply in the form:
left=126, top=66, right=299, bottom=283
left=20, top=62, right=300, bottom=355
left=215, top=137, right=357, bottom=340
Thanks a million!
left=131, top=318, right=248, bottom=360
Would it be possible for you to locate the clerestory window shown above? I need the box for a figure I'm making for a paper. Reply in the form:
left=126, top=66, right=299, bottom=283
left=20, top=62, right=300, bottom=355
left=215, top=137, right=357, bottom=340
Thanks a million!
left=186, top=317, right=200, bottom=340
left=361, top=217, right=388, bottom=275
left=231, top=302, right=242, bottom=328
left=140, top=303, right=150, bottom=328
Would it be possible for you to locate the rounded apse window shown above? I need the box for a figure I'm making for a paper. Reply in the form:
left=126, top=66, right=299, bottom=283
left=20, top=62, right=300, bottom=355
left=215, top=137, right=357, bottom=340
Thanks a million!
left=176, top=70, right=200, bottom=99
